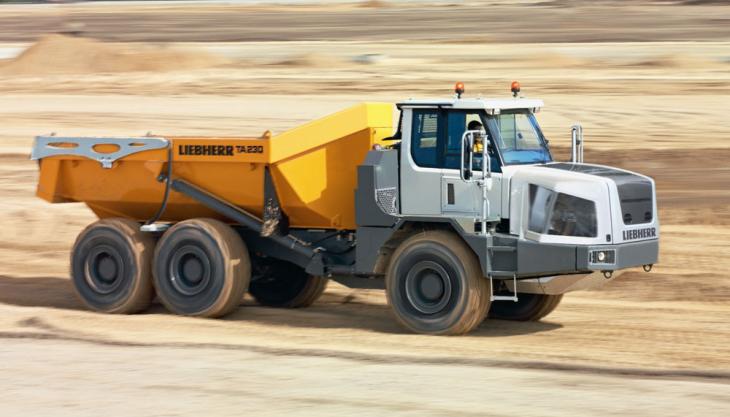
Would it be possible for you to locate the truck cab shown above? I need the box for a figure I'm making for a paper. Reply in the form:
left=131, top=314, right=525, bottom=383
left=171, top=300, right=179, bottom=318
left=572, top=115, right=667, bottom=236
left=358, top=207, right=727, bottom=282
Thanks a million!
left=398, top=97, right=548, bottom=224
left=354, top=84, right=659, bottom=334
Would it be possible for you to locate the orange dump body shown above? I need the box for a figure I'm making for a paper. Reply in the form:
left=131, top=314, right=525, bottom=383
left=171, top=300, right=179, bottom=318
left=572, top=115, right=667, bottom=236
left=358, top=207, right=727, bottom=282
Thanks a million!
left=36, top=103, right=394, bottom=230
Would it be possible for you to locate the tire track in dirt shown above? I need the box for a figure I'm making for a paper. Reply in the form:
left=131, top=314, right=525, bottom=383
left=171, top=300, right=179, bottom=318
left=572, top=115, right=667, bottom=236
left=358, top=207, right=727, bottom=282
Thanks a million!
left=4, top=317, right=729, bottom=383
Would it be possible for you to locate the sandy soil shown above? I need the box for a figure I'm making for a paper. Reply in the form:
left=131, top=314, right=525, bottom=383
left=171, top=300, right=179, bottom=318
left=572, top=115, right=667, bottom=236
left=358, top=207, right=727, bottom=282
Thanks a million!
left=0, top=1, right=729, bottom=416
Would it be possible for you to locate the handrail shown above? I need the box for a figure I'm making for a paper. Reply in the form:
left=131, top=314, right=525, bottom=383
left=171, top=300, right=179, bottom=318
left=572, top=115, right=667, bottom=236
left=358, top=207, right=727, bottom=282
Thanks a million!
left=460, top=129, right=492, bottom=231
left=31, top=136, right=169, bottom=169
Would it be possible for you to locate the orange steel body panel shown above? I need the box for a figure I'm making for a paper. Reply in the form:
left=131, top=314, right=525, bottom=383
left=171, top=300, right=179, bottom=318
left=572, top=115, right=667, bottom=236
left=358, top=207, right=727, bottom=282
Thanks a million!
left=36, top=103, right=394, bottom=230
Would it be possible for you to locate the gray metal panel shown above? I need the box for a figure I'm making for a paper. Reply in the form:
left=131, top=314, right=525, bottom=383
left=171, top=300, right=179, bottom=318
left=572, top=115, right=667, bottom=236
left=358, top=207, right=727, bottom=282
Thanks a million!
left=355, top=226, right=397, bottom=275
left=355, top=150, right=399, bottom=227
left=400, top=167, right=442, bottom=215
left=517, top=240, right=577, bottom=276
left=461, top=233, right=491, bottom=278
left=441, top=176, right=478, bottom=215
left=615, top=239, right=659, bottom=268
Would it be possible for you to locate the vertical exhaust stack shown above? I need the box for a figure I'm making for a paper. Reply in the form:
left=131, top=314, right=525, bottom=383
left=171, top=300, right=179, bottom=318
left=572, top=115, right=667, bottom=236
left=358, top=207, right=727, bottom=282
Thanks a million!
left=571, top=124, right=584, bottom=163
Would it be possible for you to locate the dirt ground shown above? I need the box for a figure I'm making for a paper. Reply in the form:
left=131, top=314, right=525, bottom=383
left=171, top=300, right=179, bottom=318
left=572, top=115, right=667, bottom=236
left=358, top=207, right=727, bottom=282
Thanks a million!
left=0, top=1, right=729, bottom=416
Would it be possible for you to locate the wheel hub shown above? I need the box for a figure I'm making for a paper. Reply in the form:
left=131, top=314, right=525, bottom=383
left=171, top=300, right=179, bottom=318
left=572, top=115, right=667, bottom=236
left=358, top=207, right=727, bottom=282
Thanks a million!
left=419, top=273, right=444, bottom=300
left=170, top=244, right=211, bottom=296
left=182, top=256, right=204, bottom=283
left=85, top=244, right=125, bottom=295
left=97, top=255, right=118, bottom=282
left=405, top=261, right=452, bottom=315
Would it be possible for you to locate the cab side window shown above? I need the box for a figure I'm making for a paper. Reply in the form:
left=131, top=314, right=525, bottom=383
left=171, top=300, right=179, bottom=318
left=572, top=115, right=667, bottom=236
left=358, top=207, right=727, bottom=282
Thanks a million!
left=444, top=111, right=483, bottom=170
left=411, top=109, right=502, bottom=173
left=411, top=110, right=440, bottom=168
left=444, top=111, right=502, bottom=173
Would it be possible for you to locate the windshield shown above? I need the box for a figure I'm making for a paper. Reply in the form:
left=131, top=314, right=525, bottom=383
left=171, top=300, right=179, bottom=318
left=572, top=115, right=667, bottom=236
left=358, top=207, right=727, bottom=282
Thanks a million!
left=490, top=111, right=552, bottom=165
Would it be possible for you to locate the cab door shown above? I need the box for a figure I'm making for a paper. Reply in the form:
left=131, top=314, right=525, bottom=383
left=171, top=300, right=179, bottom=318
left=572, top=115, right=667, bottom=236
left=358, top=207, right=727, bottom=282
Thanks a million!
left=400, top=107, right=446, bottom=216
left=440, top=110, right=502, bottom=220
left=400, top=107, right=502, bottom=220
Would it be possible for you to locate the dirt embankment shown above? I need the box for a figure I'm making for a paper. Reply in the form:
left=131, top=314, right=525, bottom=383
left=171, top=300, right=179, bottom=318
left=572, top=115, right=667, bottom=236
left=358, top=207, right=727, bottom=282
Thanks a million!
left=0, top=34, right=228, bottom=75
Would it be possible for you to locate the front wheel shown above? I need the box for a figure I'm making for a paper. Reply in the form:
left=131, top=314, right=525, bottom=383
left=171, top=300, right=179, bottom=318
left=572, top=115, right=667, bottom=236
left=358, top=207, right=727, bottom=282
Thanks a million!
left=385, top=230, right=490, bottom=335
left=488, top=293, right=563, bottom=321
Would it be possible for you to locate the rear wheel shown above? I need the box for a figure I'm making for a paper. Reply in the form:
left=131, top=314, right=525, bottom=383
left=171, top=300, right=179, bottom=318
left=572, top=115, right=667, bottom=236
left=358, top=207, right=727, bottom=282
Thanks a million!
left=70, top=218, right=155, bottom=314
left=249, top=260, right=327, bottom=308
left=153, top=218, right=250, bottom=318
left=385, top=230, right=490, bottom=335
left=488, top=293, right=563, bottom=321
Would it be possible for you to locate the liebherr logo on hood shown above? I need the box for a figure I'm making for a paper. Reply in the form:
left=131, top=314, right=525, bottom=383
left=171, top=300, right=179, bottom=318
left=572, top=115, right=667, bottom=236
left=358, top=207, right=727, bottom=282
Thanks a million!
left=623, top=227, right=657, bottom=241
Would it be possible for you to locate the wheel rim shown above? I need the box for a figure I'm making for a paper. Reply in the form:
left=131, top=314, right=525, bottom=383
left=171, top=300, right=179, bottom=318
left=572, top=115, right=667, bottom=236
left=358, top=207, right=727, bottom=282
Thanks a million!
left=84, top=244, right=125, bottom=295
left=169, top=244, right=212, bottom=296
left=404, top=261, right=452, bottom=315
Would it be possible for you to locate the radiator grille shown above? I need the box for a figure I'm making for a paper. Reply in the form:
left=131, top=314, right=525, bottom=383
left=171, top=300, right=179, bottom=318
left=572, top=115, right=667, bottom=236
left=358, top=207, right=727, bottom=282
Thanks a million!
left=544, top=163, right=654, bottom=225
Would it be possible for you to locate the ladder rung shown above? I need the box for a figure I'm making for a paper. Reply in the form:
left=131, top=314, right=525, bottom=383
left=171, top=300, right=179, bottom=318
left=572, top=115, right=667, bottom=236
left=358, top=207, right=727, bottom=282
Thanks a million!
left=488, top=274, right=519, bottom=303
left=491, top=295, right=518, bottom=302
left=489, top=270, right=516, bottom=277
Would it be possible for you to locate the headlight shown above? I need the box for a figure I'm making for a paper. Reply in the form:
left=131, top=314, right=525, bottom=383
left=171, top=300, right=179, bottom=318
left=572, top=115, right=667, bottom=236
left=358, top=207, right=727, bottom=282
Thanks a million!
left=528, top=185, right=597, bottom=238
left=590, top=249, right=616, bottom=264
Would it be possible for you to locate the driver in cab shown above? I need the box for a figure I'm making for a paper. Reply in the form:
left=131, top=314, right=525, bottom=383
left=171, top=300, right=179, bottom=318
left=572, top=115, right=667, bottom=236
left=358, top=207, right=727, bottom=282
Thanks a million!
left=465, top=119, right=501, bottom=173
left=468, top=120, right=485, bottom=154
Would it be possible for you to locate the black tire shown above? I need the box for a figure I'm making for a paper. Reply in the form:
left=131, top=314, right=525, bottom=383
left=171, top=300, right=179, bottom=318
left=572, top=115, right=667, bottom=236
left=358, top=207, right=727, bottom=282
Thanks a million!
left=249, top=260, right=328, bottom=308
left=385, top=230, right=490, bottom=335
left=70, top=218, right=155, bottom=314
left=488, top=293, right=563, bottom=321
left=153, top=218, right=250, bottom=318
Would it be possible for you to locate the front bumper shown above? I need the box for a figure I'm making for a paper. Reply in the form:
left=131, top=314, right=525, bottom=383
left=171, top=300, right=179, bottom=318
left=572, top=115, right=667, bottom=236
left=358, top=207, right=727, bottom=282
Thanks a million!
left=503, top=239, right=658, bottom=295
left=578, top=239, right=659, bottom=271
left=515, top=238, right=659, bottom=277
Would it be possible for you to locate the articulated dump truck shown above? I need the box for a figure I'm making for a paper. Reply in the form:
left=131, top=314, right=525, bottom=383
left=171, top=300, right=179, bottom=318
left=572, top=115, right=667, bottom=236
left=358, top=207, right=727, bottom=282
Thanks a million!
left=32, top=83, right=659, bottom=335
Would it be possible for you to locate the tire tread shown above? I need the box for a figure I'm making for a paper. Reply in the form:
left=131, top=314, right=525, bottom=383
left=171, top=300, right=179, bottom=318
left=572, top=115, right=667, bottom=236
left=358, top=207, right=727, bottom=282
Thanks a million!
left=386, top=230, right=490, bottom=335
left=489, top=293, right=563, bottom=321
left=153, top=218, right=250, bottom=318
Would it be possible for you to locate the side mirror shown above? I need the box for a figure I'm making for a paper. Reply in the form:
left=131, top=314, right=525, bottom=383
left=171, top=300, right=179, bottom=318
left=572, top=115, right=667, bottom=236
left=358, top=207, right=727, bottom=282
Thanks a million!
left=460, top=131, right=474, bottom=182
left=460, top=129, right=492, bottom=183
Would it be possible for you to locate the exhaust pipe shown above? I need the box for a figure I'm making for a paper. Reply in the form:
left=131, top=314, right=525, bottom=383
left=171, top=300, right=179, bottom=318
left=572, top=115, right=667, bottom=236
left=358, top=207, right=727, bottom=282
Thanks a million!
left=571, top=124, right=584, bottom=163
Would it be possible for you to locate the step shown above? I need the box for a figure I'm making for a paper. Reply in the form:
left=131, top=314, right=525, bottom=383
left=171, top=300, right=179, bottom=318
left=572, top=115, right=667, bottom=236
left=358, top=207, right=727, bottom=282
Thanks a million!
left=489, top=270, right=516, bottom=277
left=489, top=246, right=516, bottom=253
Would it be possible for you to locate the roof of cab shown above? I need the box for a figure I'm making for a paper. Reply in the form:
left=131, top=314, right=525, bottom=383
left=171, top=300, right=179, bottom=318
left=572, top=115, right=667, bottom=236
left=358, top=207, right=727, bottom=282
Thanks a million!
left=396, top=97, right=544, bottom=112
